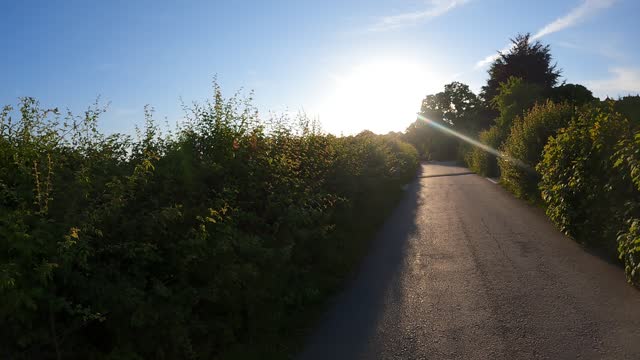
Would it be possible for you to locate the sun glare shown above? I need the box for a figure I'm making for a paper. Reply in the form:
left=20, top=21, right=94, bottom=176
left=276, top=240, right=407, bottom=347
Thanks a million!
left=317, top=58, right=443, bottom=135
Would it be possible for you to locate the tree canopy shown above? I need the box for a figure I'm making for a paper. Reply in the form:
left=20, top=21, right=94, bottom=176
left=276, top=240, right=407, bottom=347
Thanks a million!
left=481, top=33, right=561, bottom=103
left=550, top=83, right=596, bottom=106
left=420, top=81, right=492, bottom=133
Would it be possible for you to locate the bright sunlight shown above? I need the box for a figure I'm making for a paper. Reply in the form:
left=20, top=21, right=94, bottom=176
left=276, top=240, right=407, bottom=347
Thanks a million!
left=317, top=58, right=443, bottom=135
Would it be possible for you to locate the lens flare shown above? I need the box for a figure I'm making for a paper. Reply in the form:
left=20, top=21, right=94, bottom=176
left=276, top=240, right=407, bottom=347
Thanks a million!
left=415, top=113, right=532, bottom=172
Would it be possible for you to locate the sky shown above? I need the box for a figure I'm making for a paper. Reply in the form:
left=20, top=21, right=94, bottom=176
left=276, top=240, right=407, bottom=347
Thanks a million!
left=1, top=0, right=639, bottom=135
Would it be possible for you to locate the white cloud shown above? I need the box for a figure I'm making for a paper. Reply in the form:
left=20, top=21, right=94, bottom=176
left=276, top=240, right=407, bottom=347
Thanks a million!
left=586, top=67, right=640, bottom=98
left=531, top=0, right=615, bottom=40
left=474, top=0, right=616, bottom=69
left=370, top=0, right=470, bottom=32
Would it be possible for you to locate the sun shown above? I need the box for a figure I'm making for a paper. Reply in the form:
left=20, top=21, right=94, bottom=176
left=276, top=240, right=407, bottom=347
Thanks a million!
left=317, top=58, right=442, bottom=135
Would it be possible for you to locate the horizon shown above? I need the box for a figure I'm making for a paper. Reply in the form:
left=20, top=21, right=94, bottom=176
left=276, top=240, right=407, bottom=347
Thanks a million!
left=2, top=0, right=639, bottom=136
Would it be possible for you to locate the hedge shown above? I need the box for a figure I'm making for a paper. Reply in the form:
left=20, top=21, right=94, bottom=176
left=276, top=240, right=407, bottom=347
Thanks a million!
left=465, top=125, right=502, bottom=177
left=499, top=101, right=574, bottom=201
left=537, top=103, right=635, bottom=258
left=0, top=89, right=419, bottom=359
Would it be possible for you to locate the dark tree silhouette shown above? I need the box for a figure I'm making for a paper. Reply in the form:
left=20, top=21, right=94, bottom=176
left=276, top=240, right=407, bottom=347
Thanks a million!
left=551, top=83, right=596, bottom=106
left=481, top=33, right=561, bottom=103
left=615, top=95, right=640, bottom=126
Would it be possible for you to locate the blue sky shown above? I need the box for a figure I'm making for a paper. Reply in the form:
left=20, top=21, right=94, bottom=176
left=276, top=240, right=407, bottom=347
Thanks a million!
left=1, top=0, right=639, bottom=135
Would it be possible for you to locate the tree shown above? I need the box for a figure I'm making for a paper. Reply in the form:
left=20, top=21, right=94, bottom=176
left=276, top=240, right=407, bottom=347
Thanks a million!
left=551, top=83, right=596, bottom=106
left=615, top=95, right=640, bottom=127
left=481, top=33, right=561, bottom=103
left=420, top=82, right=492, bottom=133
left=492, top=77, right=544, bottom=132
left=404, top=119, right=458, bottom=161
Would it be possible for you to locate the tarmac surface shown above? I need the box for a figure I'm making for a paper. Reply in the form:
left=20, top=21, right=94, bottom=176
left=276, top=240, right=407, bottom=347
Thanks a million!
left=298, top=162, right=640, bottom=360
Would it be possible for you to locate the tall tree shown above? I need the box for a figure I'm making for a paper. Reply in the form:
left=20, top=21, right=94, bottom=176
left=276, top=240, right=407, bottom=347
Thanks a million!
left=408, top=81, right=493, bottom=161
left=481, top=33, right=561, bottom=103
left=420, top=82, right=492, bottom=133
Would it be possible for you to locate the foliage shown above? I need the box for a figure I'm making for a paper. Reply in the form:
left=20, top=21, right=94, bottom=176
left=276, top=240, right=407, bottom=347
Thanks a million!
left=537, top=104, right=634, bottom=256
left=492, top=77, right=544, bottom=132
left=466, top=78, right=543, bottom=177
left=411, top=82, right=492, bottom=161
left=0, top=88, right=418, bottom=359
left=618, top=219, right=640, bottom=287
left=420, top=82, right=491, bottom=133
left=481, top=33, right=561, bottom=103
left=550, top=83, right=596, bottom=106
left=403, top=119, right=457, bottom=161
left=499, top=101, right=575, bottom=201
left=465, top=125, right=502, bottom=177
left=614, top=95, right=640, bottom=127
left=614, top=129, right=640, bottom=285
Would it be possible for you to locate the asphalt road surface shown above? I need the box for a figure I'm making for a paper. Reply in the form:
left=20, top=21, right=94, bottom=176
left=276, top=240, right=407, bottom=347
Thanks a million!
left=298, top=162, right=640, bottom=360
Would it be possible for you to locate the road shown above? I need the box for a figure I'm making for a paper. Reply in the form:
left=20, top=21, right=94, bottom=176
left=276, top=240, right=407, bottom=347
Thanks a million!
left=298, top=162, right=640, bottom=360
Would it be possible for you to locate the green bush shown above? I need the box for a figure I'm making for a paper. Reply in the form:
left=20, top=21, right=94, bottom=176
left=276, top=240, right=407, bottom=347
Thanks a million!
left=467, top=78, right=543, bottom=177
left=614, top=130, right=640, bottom=285
left=618, top=219, right=640, bottom=286
left=499, top=101, right=574, bottom=201
left=466, top=125, right=502, bottom=177
left=0, top=89, right=418, bottom=359
left=537, top=104, right=633, bottom=256
left=457, top=141, right=473, bottom=166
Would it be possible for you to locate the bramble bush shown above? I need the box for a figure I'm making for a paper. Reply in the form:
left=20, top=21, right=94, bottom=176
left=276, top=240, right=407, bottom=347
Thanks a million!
left=0, top=85, right=418, bottom=359
left=499, top=101, right=574, bottom=202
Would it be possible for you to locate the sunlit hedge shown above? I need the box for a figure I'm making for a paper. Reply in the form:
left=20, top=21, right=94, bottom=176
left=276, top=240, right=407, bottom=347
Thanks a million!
left=499, top=101, right=574, bottom=201
left=0, top=87, right=418, bottom=359
left=537, top=104, right=636, bottom=260
left=465, top=125, right=502, bottom=177
left=466, top=78, right=543, bottom=177
left=614, top=130, right=640, bottom=285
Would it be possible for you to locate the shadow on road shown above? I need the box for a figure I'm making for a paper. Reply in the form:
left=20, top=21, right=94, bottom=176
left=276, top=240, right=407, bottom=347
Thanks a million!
left=297, top=166, right=423, bottom=359
left=420, top=172, right=474, bottom=179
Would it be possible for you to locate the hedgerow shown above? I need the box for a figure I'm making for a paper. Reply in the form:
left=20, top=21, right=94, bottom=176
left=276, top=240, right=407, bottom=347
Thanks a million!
left=614, top=130, right=640, bottom=285
left=0, top=86, right=418, bottom=359
left=499, top=101, right=574, bottom=201
left=466, top=77, right=542, bottom=177
left=537, top=104, right=634, bottom=257
left=465, top=125, right=501, bottom=177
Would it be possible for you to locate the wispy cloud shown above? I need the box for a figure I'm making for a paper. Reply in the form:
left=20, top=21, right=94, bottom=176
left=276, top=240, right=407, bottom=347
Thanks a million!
left=474, top=0, right=616, bottom=69
left=531, top=0, right=615, bottom=40
left=586, top=67, right=640, bottom=98
left=370, top=0, right=470, bottom=32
